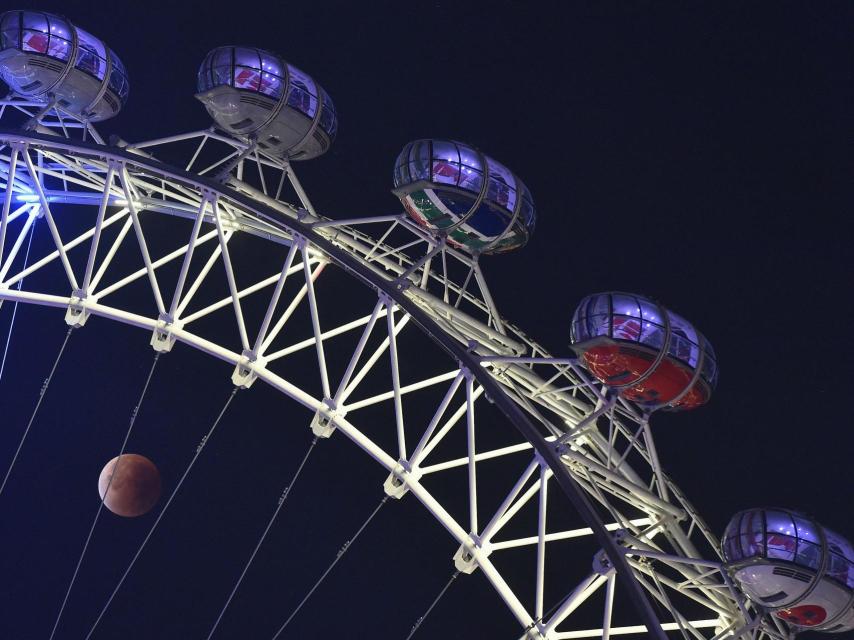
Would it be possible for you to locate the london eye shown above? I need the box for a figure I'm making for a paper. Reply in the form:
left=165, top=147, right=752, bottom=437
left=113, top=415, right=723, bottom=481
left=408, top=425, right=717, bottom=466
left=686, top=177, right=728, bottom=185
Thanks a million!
left=0, top=6, right=850, bottom=639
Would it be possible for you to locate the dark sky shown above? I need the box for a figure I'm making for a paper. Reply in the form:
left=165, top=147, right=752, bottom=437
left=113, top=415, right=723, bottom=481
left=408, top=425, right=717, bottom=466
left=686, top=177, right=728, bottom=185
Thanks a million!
left=0, top=1, right=851, bottom=638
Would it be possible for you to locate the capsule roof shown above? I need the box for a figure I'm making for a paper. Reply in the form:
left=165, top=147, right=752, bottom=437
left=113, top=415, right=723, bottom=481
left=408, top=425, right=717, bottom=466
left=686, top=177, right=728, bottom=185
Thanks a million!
left=0, top=10, right=129, bottom=110
left=197, top=46, right=337, bottom=142
left=392, top=139, right=536, bottom=254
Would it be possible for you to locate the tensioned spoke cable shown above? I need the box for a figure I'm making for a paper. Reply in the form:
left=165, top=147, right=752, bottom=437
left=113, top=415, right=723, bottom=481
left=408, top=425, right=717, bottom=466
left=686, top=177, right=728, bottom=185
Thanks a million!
left=84, top=385, right=240, bottom=640
left=519, top=587, right=577, bottom=639
left=207, top=436, right=321, bottom=640
left=48, top=352, right=161, bottom=640
left=0, top=215, right=36, bottom=386
left=404, top=570, right=461, bottom=640
left=0, top=325, right=74, bottom=499
left=270, top=495, right=390, bottom=640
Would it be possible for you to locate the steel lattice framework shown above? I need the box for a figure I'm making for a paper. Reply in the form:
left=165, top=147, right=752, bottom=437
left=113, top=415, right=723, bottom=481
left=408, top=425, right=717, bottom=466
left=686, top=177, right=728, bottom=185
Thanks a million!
left=0, top=100, right=793, bottom=639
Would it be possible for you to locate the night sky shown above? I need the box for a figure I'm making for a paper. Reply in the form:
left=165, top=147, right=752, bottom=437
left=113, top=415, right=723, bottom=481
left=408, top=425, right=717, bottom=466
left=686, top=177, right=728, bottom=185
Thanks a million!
left=0, top=1, right=851, bottom=638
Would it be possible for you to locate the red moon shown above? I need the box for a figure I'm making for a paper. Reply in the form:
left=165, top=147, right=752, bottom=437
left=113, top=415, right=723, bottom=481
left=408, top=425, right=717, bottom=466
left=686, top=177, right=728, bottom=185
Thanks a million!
left=98, top=454, right=161, bottom=517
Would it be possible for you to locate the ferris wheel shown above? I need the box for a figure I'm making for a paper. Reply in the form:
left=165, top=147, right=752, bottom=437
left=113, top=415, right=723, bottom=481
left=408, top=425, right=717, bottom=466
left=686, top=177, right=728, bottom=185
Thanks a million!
left=0, top=10, right=851, bottom=640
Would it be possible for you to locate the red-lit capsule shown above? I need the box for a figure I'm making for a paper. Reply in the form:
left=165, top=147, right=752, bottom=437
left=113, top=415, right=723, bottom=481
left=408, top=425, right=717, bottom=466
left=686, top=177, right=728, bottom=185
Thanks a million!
left=569, top=292, right=717, bottom=411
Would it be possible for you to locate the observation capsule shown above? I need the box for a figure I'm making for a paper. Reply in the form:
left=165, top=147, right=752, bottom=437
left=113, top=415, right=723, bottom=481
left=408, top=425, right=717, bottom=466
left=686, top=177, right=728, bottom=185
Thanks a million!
left=0, top=10, right=128, bottom=121
left=722, top=508, right=854, bottom=633
left=569, top=292, right=717, bottom=411
left=392, top=140, right=535, bottom=254
left=196, top=46, right=337, bottom=160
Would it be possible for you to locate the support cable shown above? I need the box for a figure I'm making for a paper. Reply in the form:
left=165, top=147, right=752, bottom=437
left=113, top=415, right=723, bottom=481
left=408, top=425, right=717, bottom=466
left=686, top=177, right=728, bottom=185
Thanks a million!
left=48, top=352, right=161, bottom=640
left=404, top=570, right=461, bottom=640
left=207, top=436, right=320, bottom=640
left=0, top=325, right=74, bottom=499
left=0, top=214, right=36, bottom=386
left=84, top=385, right=240, bottom=640
left=520, top=585, right=586, bottom=639
left=270, top=495, right=390, bottom=639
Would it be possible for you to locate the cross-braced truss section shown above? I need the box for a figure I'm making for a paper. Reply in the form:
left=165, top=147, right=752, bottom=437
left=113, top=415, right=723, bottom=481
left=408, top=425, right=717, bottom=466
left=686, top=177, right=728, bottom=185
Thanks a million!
left=0, top=126, right=784, bottom=639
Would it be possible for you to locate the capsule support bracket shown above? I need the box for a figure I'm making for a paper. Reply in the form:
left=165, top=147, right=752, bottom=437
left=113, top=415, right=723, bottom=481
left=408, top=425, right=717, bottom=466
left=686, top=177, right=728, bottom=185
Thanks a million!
left=383, top=461, right=422, bottom=499
left=64, top=291, right=90, bottom=327
left=150, top=313, right=181, bottom=352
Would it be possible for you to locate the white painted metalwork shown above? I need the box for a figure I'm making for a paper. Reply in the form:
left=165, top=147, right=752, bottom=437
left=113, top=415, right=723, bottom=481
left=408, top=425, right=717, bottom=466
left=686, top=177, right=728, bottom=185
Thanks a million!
left=0, top=104, right=793, bottom=639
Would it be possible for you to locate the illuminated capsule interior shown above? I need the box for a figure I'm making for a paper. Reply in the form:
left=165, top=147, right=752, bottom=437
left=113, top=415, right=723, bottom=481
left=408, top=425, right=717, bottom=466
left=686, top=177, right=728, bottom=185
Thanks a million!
left=392, top=140, right=535, bottom=254
left=569, top=292, right=717, bottom=411
left=722, top=509, right=854, bottom=633
left=196, top=46, right=337, bottom=160
left=0, top=10, right=128, bottom=121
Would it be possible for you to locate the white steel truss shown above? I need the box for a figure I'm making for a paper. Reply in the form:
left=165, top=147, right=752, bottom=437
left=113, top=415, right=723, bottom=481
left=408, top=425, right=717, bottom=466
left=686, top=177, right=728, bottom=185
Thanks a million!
left=0, top=108, right=788, bottom=639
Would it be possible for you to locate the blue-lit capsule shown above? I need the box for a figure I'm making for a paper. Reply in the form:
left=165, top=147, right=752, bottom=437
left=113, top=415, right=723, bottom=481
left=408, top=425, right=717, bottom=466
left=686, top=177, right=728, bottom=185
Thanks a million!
left=0, top=10, right=128, bottom=121
left=722, top=508, right=854, bottom=633
left=196, top=46, right=336, bottom=160
left=392, top=140, right=535, bottom=254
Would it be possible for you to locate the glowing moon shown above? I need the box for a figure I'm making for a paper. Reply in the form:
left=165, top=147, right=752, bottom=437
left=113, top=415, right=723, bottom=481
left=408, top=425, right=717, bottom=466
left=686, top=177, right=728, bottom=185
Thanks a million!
left=98, top=454, right=161, bottom=517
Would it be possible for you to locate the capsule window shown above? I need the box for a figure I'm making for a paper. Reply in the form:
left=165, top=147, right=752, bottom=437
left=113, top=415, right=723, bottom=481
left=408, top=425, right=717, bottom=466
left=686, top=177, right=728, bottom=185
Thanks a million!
left=639, top=301, right=666, bottom=345
left=587, top=315, right=612, bottom=342
left=767, top=534, right=797, bottom=562
left=44, top=15, right=72, bottom=60
left=211, top=64, right=232, bottom=89
left=519, top=191, right=535, bottom=227
left=234, top=48, right=261, bottom=69
left=701, top=350, right=718, bottom=385
left=213, top=47, right=232, bottom=69
left=572, top=295, right=611, bottom=342
left=232, top=48, right=264, bottom=92
left=0, top=12, right=19, bottom=47
left=456, top=146, right=484, bottom=193
left=458, top=145, right=482, bottom=172
left=108, top=52, right=129, bottom=102
left=794, top=540, right=821, bottom=569
left=570, top=320, right=586, bottom=343
left=408, top=141, right=431, bottom=182
left=430, top=141, right=459, bottom=185
left=234, top=66, right=261, bottom=91
left=669, top=331, right=700, bottom=367
left=75, top=28, right=107, bottom=80
left=668, top=314, right=700, bottom=366
left=259, top=71, right=284, bottom=99
left=794, top=517, right=819, bottom=543
left=612, top=294, right=641, bottom=320
left=21, top=30, right=47, bottom=53
left=1, top=22, right=21, bottom=51
left=458, top=165, right=483, bottom=193
left=21, top=11, right=50, bottom=54
left=21, top=12, right=48, bottom=33
left=255, top=53, right=284, bottom=99
left=766, top=511, right=797, bottom=535
left=827, top=550, right=853, bottom=587
left=393, top=150, right=408, bottom=185
left=286, top=64, right=318, bottom=117
left=485, top=158, right=517, bottom=211
left=318, top=90, right=337, bottom=137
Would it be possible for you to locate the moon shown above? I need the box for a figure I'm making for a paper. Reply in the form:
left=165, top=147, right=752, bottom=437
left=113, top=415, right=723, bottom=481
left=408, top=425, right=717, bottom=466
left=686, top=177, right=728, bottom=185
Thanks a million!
left=98, top=454, right=161, bottom=517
